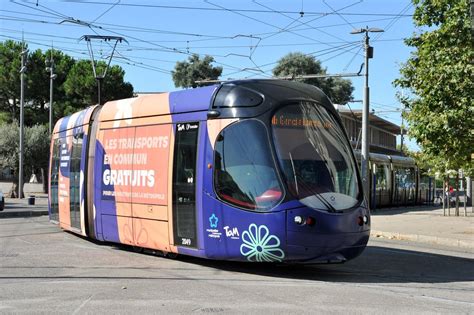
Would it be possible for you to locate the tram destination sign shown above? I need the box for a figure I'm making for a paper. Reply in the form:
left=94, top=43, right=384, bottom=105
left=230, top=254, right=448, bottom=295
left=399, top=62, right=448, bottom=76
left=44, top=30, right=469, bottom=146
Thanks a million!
left=272, top=114, right=333, bottom=129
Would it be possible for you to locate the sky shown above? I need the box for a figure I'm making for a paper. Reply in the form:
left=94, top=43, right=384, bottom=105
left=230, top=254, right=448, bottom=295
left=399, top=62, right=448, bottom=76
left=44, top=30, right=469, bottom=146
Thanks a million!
left=0, top=0, right=419, bottom=150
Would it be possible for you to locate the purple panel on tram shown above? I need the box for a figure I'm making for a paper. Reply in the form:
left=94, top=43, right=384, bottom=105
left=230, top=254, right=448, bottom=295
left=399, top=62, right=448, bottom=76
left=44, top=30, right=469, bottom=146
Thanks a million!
left=169, top=85, right=218, bottom=114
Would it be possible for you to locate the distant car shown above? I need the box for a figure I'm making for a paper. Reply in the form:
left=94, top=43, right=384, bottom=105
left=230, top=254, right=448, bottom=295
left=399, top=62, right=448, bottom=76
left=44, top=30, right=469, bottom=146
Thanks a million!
left=0, top=191, right=4, bottom=211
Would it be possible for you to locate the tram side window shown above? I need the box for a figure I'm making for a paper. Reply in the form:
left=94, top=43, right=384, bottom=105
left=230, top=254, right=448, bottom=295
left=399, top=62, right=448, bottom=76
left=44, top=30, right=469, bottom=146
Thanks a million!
left=406, top=167, right=416, bottom=201
left=395, top=167, right=415, bottom=190
left=214, top=120, right=283, bottom=211
left=375, top=165, right=388, bottom=191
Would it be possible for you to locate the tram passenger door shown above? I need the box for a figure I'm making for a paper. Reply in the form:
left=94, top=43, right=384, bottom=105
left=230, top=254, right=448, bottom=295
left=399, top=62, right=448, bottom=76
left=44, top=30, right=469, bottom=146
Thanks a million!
left=172, top=122, right=199, bottom=248
left=50, top=139, right=60, bottom=223
left=69, top=134, right=83, bottom=230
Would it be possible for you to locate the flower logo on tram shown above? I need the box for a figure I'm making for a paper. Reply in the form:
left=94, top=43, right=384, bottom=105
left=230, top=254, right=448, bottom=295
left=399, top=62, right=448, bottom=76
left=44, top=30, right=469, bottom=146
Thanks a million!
left=240, top=224, right=285, bottom=262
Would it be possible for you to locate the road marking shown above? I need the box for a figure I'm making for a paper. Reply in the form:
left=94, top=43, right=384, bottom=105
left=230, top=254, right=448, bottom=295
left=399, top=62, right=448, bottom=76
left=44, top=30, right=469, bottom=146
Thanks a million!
left=72, top=295, right=93, bottom=315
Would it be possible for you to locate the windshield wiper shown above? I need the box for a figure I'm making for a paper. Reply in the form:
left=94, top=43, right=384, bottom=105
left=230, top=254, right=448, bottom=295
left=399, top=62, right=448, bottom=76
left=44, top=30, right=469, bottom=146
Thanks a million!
left=289, top=152, right=299, bottom=195
left=294, top=174, right=338, bottom=213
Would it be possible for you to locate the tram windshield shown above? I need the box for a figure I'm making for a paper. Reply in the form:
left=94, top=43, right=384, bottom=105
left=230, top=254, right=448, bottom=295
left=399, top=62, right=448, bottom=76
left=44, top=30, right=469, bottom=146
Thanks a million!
left=271, top=102, right=361, bottom=212
left=214, top=120, right=284, bottom=211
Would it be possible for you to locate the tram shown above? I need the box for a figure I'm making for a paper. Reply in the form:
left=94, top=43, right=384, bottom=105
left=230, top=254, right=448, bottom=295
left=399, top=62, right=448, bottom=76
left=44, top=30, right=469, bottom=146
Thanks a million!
left=49, top=80, right=370, bottom=264
left=353, top=152, right=435, bottom=209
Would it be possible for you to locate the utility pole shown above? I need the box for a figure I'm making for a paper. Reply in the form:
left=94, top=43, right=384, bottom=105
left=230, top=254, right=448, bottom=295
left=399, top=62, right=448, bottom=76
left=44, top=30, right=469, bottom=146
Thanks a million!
left=399, top=91, right=405, bottom=155
left=46, top=46, right=57, bottom=135
left=400, top=115, right=404, bottom=154
left=350, top=26, right=384, bottom=203
left=19, top=44, right=28, bottom=199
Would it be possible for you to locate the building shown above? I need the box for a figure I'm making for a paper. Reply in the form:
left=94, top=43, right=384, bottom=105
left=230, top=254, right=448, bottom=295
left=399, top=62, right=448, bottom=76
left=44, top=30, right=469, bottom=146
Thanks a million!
left=334, top=106, right=403, bottom=156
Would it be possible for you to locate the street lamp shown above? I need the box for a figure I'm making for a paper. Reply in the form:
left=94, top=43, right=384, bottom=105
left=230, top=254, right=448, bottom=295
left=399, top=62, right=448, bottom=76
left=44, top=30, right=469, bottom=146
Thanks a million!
left=350, top=26, right=384, bottom=204
left=45, top=49, right=57, bottom=135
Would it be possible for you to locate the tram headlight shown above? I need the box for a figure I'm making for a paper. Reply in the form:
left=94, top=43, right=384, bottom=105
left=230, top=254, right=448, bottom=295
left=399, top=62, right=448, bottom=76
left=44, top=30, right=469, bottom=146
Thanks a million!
left=357, top=215, right=369, bottom=226
left=294, top=215, right=316, bottom=226
left=294, top=216, right=304, bottom=225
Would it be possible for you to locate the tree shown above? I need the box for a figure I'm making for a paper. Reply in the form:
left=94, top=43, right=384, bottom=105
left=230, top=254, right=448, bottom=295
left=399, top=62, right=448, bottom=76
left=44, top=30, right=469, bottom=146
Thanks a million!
left=0, top=123, right=50, bottom=197
left=0, top=40, right=24, bottom=121
left=272, top=52, right=354, bottom=104
left=63, top=60, right=133, bottom=109
left=172, top=54, right=223, bottom=88
left=0, top=41, right=134, bottom=125
left=22, top=49, right=76, bottom=126
left=394, top=0, right=473, bottom=179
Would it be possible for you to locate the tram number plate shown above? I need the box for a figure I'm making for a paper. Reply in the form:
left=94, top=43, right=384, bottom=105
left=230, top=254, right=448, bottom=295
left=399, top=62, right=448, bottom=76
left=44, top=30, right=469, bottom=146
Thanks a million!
left=181, top=238, right=191, bottom=246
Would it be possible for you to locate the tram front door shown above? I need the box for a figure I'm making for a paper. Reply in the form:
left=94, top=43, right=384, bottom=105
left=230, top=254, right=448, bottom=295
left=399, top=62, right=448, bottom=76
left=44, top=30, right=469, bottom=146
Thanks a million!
left=172, top=122, right=199, bottom=248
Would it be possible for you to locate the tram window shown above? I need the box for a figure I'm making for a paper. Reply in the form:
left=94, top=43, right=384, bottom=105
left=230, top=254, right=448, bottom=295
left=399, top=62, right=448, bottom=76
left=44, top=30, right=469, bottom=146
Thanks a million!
left=213, top=85, right=263, bottom=108
left=395, top=167, right=415, bottom=189
left=375, top=165, right=389, bottom=191
left=272, top=102, right=361, bottom=211
left=214, top=120, right=283, bottom=211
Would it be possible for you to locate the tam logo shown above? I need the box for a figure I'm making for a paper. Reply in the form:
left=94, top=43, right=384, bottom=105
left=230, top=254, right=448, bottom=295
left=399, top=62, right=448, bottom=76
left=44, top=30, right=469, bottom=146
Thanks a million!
left=223, top=226, right=239, bottom=239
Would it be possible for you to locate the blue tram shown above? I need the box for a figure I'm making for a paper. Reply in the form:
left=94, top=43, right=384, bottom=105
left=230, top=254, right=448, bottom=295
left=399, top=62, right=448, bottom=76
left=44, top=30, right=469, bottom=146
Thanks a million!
left=49, top=80, right=370, bottom=264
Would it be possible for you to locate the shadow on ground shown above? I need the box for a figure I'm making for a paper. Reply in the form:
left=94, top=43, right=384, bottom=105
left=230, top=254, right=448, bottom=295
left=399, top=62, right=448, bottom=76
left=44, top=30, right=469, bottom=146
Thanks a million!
left=96, top=240, right=474, bottom=285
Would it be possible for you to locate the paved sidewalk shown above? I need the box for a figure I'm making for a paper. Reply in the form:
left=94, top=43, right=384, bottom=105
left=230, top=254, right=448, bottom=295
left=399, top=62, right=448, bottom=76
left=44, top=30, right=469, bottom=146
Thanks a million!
left=0, top=181, right=49, bottom=218
left=0, top=194, right=49, bottom=218
left=370, top=205, right=474, bottom=250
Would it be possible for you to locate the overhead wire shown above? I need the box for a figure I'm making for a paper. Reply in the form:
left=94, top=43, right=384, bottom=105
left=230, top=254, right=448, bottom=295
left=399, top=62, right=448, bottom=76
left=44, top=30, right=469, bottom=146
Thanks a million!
left=203, top=0, right=366, bottom=78
left=2, top=0, right=411, bottom=129
left=90, top=0, right=120, bottom=23
left=253, top=0, right=357, bottom=46
left=341, top=1, right=413, bottom=72
left=373, top=2, right=413, bottom=42
left=275, top=0, right=365, bottom=35
left=10, top=0, right=248, bottom=75
left=322, top=0, right=361, bottom=30
left=53, top=0, right=414, bottom=17
left=222, top=41, right=360, bottom=77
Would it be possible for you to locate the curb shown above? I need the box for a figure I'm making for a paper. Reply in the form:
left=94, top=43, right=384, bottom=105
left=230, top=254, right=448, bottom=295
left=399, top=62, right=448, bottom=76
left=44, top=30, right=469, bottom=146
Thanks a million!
left=0, top=210, right=49, bottom=219
left=371, top=230, right=473, bottom=250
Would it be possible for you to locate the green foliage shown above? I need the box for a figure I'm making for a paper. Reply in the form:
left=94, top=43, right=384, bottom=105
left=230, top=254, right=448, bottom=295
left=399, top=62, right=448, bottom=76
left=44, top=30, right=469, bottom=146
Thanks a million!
left=172, top=54, right=223, bottom=88
left=0, top=122, right=50, bottom=181
left=0, top=41, right=134, bottom=126
left=0, top=112, right=9, bottom=125
left=272, top=52, right=354, bottom=104
left=63, top=60, right=100, bottom=106
left=0, top=40, right=24, bottom=120
left=394, top=0, right=473, bottom=177
left=64, top=60, right=133, bottom=107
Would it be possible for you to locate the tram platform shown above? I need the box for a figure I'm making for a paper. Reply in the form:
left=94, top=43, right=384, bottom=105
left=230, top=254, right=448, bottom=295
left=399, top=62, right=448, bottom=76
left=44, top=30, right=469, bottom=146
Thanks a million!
left=370, top=205, right=473, bottom=250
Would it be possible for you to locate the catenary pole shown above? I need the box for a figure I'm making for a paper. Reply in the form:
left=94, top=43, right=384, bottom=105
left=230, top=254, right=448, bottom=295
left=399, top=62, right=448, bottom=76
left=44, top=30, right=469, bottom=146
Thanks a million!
left=350, top=26, right=384, bottom=205
left=19, top=44, right=28, bottom=199
left=47, top=46, right=57, bottom=135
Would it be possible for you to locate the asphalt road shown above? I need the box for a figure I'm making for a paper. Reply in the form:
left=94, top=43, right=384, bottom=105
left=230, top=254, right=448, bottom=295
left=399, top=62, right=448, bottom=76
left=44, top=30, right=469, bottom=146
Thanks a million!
left=0, top=216, right=473, bottom=314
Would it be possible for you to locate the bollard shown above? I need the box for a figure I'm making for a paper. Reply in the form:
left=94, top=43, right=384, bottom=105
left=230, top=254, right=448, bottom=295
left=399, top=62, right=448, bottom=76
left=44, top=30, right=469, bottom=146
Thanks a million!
left=28, top=195, right=35, bottom=205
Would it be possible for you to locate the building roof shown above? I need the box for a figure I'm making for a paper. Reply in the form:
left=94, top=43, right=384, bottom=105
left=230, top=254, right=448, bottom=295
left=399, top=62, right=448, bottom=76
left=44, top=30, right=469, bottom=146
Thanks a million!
left=337, top=109, right=402, bottom=135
